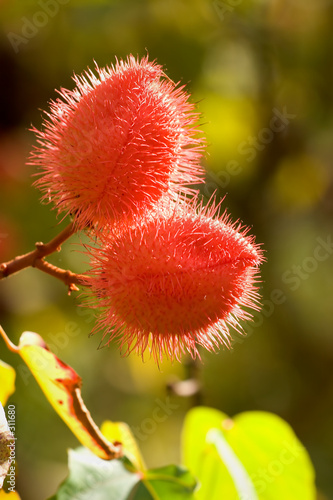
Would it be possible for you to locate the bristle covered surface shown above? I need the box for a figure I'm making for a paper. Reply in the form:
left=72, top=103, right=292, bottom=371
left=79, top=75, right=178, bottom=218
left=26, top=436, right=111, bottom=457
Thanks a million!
left=30, top=55, right=205, bottom=230
left=85, top=199, right=263, bottom=363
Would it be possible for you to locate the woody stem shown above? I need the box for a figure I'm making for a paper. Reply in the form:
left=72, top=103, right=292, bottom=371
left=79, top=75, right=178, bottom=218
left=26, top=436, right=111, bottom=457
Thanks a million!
left=0, top=222, right=89, bottom=293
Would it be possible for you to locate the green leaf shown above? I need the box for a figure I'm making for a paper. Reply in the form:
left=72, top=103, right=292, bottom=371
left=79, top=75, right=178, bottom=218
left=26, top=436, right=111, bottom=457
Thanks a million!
left=48, top=448, right=139, bottom=500
left=182, top=407, right=238, bottom=499
left=49, top=447, right=198, bottom=500
left=182, top=407, right=316, bottom=500
left=140, top=464, right=197, bottom=499
left=207, top=428, right=259, bottom=500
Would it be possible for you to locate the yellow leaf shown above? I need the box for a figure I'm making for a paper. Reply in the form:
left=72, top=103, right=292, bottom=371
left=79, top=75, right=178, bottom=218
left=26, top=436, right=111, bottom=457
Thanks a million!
left=0, top=361, right=15, bottom=406
left=101, top=420, right=146, bottom=471
left=0, top=491, right=21, bottom=499
left=18, top=331, right=121, bottom=460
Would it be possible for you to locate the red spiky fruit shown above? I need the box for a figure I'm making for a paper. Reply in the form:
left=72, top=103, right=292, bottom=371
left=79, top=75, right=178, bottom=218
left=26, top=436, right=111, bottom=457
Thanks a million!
left=29, top=55, right=205, bottom=230
left=84, top=198, right=263, bottom=363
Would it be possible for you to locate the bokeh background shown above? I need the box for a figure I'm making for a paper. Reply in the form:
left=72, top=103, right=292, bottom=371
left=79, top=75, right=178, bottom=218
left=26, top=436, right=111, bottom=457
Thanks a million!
left=0, top=0, right=332, bottom=498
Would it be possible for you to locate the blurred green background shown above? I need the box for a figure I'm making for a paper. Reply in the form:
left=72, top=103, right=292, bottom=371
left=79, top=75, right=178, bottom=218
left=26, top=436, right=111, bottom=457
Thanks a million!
left=0, top=0, right=332, bottom=498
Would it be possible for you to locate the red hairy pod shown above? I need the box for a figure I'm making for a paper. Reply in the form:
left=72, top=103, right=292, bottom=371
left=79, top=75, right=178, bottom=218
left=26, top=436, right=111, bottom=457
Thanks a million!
left=84, top=198, right=263, bottom=363
left=30, top=55, right=205, bottom=230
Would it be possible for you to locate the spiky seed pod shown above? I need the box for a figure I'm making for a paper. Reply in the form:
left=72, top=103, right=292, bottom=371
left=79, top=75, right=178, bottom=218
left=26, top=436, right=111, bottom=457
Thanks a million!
left=29, top=55, right=205, bottom=230
left=84, top=198, right=263, bottom=363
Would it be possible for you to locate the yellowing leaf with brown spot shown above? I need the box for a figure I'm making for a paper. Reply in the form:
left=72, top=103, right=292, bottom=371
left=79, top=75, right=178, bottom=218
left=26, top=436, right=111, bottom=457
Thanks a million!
left=101, top=420, right=146, bottom=471
left=18, top=331, right=121, bottom=461
left=0, top=361, right=15, bottom=406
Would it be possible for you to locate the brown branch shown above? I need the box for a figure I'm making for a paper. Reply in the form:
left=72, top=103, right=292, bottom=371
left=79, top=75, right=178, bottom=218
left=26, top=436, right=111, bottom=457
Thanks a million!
left=33, top=258, right=89, bottom=294
left=0, top=222, right=89, bottom=293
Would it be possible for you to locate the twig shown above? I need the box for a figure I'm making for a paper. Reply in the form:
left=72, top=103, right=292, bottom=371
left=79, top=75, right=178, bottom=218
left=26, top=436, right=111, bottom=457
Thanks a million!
left=0, top=324, right=19, bottom=353
left=0, top=222, right=88, bottom=293
left=33, top=259, right=88, bottom=293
